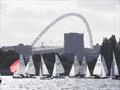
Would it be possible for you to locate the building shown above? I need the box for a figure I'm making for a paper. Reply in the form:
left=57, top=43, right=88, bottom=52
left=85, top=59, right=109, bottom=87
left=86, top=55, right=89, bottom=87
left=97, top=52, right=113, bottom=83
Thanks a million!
left=32, top=33, right=100, bottom=61
left=32, top=46, right=64, bottom=55
left=1, top=33, right=100, bottom=61
left=64, top=33, right=84, bottom=59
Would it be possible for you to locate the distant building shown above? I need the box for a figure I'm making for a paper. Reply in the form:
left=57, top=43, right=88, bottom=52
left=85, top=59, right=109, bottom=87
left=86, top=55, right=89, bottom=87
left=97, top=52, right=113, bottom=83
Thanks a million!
left=32, top=46, right=64, bottom=55
left=1, top=33, right=100, bottom=61
left=64, top=33, right=84, bottom=59
left=32, top=33, right=100, bottom=61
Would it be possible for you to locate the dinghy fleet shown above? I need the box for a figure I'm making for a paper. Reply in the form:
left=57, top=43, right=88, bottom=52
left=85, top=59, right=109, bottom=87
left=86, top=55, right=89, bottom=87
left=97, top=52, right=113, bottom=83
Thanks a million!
left=11, top=51, right=120, bottom=80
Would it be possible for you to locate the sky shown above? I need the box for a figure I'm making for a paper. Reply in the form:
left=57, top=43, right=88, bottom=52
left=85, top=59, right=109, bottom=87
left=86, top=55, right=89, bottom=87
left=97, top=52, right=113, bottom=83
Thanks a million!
left=0, top=0, right=120, bottom=48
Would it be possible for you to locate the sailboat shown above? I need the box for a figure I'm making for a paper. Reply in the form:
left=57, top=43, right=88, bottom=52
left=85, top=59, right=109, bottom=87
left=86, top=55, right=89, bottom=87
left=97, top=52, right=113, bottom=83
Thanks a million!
left=93, top=54, right=108, bottom=78
left=110, top=52, right=119, bottom=79
left=101, top=56, right=108, bottom=75
left=52, top=54, right=65, bottom=78
left=39, top=55, right=50, bottom=79
left=24, top=55, right=36, bottom=78
left=0, top=74, right=2, bottom=85
left=80, top=57, right=91, bottom=77
left=13, top=54, right=26, bottom=78
left=69, top=55, right=81, bottom=77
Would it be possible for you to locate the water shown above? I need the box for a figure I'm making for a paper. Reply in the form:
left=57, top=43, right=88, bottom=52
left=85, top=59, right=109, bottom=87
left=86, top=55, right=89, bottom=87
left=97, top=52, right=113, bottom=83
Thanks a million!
left=0, top=76, right=120, bottom=90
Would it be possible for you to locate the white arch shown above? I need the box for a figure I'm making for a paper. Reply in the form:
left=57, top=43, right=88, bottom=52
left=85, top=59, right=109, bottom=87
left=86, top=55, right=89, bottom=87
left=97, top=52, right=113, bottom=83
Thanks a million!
left=31, top=13, right=93, bottom=48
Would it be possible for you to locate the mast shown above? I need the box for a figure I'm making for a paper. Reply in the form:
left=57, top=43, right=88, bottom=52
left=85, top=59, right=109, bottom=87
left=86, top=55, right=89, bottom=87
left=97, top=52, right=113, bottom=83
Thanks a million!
left=0, top=73, right=2, bottom=81
left=39, top=55, right=43, bottom=78
left=93, top=54, right=101, bottom=76
left=40, top=55, right=49, bottom=76
left=93, top=54, right=107, bottom=78
left=85, top=65, right=91, bottom=77
left=80, top=57, right=91, bottom=77
left=101, top=56, right=108, bottom=74
left=110, top=66, right=113, bottom=80
left=110, top=52, right=119, bottom=79
left=16, top=54, right=26, bottom=75
left=24, top=55, right=36, bottom=75
left=69, top=55, right=80, bottom=76
left=101, top=63, right=106, bottom=78
left=52, top=59, right=58, bottom=76
left=52, top=54, right=64, bottom=77
left=69, top=61, right=75, bottom=76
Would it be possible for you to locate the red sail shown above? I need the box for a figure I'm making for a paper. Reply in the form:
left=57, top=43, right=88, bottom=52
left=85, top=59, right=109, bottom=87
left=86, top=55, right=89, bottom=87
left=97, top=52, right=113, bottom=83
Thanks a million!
left=10, top=60, right=19, bottom=73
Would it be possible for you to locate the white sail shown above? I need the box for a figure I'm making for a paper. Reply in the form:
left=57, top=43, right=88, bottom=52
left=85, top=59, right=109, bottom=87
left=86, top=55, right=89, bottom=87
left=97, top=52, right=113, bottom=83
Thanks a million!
left=69, top=63, right=75, bottom=76
left=85, top=65, right=91, bottom=77
left=52, top=61, right=59, bottom=76
left=14, top=63, right=20, bottom=75
left=110, top=52, right=119, bottom=76
left=15, top=54, right=26, bottom=75
left=93, top=54, right=107, bottom=77
left=52, top=54, right=65, bottom=77
left=80, top=57, right=91, bottom=77
left=39, top=63, right=43, bottom=78
left=39, top=55, right=49, bottom=77
left=0, top=73, right=2, bottom=81
left=110, top=66, right=113, bottom=80
left=101, top=64, right=106, bottom=78
left=24, top=55, right=36, bottom=75
left=93, top=54, right=101, bottom=76
left=101, top=56, right=108, bottom=74
left=69, top=55, right=80, bottom=76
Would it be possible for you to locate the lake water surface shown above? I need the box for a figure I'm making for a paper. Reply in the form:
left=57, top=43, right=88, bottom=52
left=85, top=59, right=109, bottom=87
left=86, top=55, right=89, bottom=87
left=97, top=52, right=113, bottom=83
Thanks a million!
left=0, top=76, right=120, bottom=90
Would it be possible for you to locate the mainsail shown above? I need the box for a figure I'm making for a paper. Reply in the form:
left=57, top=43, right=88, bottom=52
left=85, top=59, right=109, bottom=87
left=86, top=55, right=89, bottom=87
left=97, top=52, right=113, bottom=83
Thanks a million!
left=101, top=56, right=108, bottom=75
left=93, top=54, right=107, bottom=78
left=15, top=54, right=26, bottom=75
left=10, top=60, right=19, bottom=73
left=24, top=55, right=36, bottom=75
left=110, top=52, right=119, bottom=78
left=85, top=65, right=91, bottom=77
left=39, top=55, right=49, bottom=78
left=52, top=54, right=65, bottom=77
left=80, top=57, right=91, bottom=77
left=0, top=73, right=2, bottom=81
left=69, top=55, right=80, bottom=76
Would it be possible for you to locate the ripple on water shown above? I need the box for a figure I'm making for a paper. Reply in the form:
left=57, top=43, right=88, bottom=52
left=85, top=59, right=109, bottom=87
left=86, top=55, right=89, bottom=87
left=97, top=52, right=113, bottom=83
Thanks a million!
left=1, top=76, right=120, bottom=90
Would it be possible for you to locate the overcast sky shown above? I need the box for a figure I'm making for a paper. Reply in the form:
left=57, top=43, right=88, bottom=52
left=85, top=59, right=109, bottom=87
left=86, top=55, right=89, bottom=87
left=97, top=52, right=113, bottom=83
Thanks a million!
left=0, top=0, right=120, bottom=48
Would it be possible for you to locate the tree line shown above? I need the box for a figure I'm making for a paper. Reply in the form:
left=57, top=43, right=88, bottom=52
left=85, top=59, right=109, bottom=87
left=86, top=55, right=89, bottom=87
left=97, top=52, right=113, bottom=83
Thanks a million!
left=0, top=35, right=120, bottom=75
